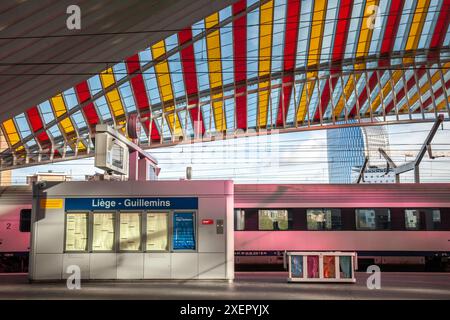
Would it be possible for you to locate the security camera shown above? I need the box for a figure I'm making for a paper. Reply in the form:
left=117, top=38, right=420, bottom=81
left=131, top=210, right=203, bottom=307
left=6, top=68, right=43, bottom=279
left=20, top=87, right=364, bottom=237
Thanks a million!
left=38, top=181, right=47, bottom=189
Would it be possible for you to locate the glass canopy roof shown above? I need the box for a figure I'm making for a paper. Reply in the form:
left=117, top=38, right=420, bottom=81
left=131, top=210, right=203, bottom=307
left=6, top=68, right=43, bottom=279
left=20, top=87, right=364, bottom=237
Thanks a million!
left=1, top=0, right=449, bottom=169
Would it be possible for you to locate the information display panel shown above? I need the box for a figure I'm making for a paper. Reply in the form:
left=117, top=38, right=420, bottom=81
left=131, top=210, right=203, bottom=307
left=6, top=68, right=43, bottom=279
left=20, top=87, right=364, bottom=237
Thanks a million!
left=323, top=256, right=336, bottom=278
left=146, top=212, right=169, bottom=251
left=92, top=213, right=115, bottom=251
left=339, top=256, right=352, bottom=278
left=307, top=256, right=319, bottom=278
left=119, top=213, right=141, bottom=251
left=172, top=212, right=196, bottom=250
left=291, top=255, right=303, bottom=278
left=65, top=213, right=88, bottom=251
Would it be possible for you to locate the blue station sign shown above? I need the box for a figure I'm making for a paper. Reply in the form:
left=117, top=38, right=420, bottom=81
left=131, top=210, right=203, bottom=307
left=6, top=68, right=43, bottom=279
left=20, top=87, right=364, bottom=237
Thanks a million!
left=65, top=197, right=198, bottom=211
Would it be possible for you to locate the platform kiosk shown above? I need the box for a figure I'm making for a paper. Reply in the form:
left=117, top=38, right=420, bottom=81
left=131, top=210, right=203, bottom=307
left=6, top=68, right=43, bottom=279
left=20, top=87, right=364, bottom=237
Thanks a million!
left=286, top=251, right=356, bottom=283
left=29, top=123, right=234, bottom=281
left=29, top=180, right=234, bottom=281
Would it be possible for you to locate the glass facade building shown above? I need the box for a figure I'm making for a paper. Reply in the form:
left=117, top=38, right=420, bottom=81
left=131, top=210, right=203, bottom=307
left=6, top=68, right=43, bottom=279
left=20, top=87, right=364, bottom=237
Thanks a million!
left=327, top=126, right=365, bottom=184
left=327, top=124, right=390, bottom=183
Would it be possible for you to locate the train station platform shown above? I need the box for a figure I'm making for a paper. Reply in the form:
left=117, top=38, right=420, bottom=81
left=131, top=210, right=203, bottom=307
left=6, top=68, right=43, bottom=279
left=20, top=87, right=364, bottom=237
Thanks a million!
left=0, top=272, right=449, bottom=300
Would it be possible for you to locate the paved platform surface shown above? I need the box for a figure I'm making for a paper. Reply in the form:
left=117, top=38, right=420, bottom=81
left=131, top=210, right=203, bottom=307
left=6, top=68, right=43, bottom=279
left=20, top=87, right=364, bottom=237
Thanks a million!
left=0, top=272, right=449, bottom=300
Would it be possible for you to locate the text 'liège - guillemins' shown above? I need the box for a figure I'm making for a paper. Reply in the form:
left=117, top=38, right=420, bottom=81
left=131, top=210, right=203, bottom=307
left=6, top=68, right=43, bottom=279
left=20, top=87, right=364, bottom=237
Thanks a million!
left=91, top=198, right=171, bottom=209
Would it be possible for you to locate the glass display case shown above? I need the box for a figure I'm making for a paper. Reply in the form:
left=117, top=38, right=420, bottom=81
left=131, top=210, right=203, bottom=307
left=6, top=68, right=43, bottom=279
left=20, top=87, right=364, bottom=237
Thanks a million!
left=286, top=251, right=356, bottom=283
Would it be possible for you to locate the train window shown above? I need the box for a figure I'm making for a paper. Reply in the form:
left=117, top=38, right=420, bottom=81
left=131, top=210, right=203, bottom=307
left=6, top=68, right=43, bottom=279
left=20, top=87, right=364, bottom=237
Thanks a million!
left=92, top=213, right=115, bottom=251
left=146, top=212, right=169, bottom=251
left=258, top=210, right=289, bottom=230
left=234, top=209, right=245, bottom=231
left=19, top=209, right=31, bottom=232
left=432, top=210, right=441, bottom=230
left=119, top=212, right=142, bottom=251
left=306, top=209, right=342, bottom=230
left=405, top=210, right=420, bottom=230
left=355, top=209, right=390, bottom=230
left=404, top=209, right=441, bottom=230
left=65, top=213, right=88, bottom=252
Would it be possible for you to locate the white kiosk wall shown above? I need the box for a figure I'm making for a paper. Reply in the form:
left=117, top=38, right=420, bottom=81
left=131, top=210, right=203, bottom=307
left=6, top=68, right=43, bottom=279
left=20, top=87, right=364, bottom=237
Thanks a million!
left=29, top=180, right=234, bottom=281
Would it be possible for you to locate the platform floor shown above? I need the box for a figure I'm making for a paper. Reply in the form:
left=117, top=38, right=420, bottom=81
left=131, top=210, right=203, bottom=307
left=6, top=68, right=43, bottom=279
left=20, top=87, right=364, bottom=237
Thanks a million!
left=0, top=272, right=449, bottom=300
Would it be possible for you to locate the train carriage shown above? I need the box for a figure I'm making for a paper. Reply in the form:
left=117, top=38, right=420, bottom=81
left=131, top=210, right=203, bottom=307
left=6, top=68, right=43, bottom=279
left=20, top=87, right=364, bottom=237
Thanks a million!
left=234, top=184, right=450, bottom=271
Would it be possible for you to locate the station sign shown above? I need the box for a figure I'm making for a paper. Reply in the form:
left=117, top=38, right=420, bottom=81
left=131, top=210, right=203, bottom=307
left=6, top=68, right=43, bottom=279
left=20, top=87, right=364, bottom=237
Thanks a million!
left=65, top=197, right=198, bottom=211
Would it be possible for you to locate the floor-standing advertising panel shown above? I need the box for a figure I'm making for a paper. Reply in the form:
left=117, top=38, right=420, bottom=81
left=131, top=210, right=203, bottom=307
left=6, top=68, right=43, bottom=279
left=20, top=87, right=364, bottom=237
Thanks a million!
left=29, top=180, right=234, bottom=281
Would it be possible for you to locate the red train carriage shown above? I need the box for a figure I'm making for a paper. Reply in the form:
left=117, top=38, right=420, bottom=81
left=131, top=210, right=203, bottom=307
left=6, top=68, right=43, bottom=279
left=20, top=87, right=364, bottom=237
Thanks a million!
left=234, top=184, right=450, bottom=271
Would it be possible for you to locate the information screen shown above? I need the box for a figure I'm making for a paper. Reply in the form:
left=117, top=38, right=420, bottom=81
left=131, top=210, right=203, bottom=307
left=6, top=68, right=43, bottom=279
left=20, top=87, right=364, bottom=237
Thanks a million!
left=172, top=212, right=195, bottom=250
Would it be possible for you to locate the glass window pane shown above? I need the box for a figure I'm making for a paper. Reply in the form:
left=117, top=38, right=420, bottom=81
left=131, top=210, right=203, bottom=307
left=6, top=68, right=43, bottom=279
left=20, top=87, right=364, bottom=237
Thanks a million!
left=307, top=209, right=342, bottom=230
left=113, top=62, right=127, bottom=82
left=146, top=212, right=169, bottom=251
left=94, top=96, right=112, bottom=121
left=63, top=88, right=79, bottom=110
left=119, top=213, right=141, bottom=251
left=295, top=0, right=313, bottom=68
left=220, top=23, right=234, bottom=85
left=193, top=38, right=210, bottom=92
left=65, top=213, right=88, bottom=251
left=356, top=209, right=375, bottom=230
left=139, top=48, right=151, bottom=67
left=148, top=69, right=163, bottom=105
left=270, top=0, right=286, bottom=73
left=38, top=101, right=54, bottom=125
left=307, top=209, right=329, bottom=230
left=173, top=212, right=196, bottom=250
left=247, top=7, right=259, bottom=79
left=355, top=209, right=390, bottom=230
left=258, top=209, right=289, bottom=230
left=87, top=75, right=102, bottom=96
left=234, top=209, right=245, bottom=231
left=432, top=210, right=441, bottom=230
left=92, top=213, right=115, bottom=251
left=344, top=0, right=364, bottom=60
left=71, top=111, right=87, bottom=129
left=14, top=113, right=32, bottom=139
left=247, top=92, right=257, bottom=129
left=410, top=209, right=442, bottom=230
left=167, top=52, right=185, bottom=98
left=424, top=209, right=441, bottom=230
left=405, top=209, right=420, bottom=230
left=393, top=0, right=415, bottom=52
left=165, top=34, right=178, bottom=51
left=118, top=82, right=137, bottom=113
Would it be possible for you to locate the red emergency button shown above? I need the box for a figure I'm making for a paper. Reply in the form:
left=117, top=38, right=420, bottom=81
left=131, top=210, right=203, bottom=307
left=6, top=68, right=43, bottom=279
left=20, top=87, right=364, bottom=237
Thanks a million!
left=202, top=219, right=214, bottom=225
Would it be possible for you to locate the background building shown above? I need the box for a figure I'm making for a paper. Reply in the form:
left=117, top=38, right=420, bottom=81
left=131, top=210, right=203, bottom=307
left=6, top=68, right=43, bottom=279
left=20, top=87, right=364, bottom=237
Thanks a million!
left=327, top=124, right=391, bottom=183
left=362, top=125, right=391, bottom=168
